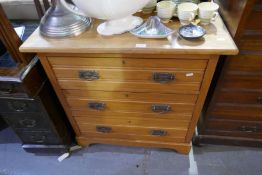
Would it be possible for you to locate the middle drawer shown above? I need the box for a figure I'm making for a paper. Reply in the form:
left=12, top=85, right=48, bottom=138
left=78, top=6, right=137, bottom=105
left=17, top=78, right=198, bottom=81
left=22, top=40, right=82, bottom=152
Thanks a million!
left=67, top=98, right=195, bottom=115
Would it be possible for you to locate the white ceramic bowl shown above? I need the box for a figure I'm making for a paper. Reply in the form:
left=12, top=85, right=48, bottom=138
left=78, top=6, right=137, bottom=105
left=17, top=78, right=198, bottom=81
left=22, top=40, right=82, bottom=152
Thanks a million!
left=61, top=0, right=150, bottom=35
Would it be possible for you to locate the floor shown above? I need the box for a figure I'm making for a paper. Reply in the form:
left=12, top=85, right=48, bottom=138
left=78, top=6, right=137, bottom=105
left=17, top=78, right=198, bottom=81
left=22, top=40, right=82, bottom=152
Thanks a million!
left=0, top=127, right=262, bottom=175
left=1, top=21, right=262, bottom=175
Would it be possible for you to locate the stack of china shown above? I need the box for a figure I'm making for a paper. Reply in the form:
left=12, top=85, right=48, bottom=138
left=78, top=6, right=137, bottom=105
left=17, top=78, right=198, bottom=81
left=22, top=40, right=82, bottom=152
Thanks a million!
left=164, top=0, right=200, bottom=15
left=177, top=1, right=219, bottom=25
left=142, top=0, right=157, bottom=14
left=157, top=1, right=176, bottom=23
left=177, top=2, right=198, bottom=25
left=198, top=2, right=219, bottom=25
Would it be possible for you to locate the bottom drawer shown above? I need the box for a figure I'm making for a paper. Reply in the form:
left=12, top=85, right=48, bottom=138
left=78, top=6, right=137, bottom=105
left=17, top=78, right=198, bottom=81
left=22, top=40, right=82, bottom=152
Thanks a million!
left=77, top=120, right=187, bottom=143
left=81, top=131, right=186, bottom=143
left=1, top=113, right=50, bottom=131
left=15, top=130, right=62, bottom=145
left=205, top=119, right=262, bottom=139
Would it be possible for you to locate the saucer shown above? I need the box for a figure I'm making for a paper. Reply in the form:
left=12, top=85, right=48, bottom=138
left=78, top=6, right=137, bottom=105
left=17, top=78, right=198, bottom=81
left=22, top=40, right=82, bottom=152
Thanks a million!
left=178, top=23, right=206, bottom=40
left=130, top=16, right=174, bottom=38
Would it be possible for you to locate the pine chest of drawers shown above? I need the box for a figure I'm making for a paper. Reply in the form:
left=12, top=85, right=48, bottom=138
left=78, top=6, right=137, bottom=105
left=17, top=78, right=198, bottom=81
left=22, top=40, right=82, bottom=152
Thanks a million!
left=20, top=15, right=238, bottom=154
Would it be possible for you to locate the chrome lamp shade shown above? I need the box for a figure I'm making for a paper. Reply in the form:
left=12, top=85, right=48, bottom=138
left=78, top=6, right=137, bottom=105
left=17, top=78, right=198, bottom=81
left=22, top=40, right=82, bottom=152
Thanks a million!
left=39, top=0, right=91, bottom=38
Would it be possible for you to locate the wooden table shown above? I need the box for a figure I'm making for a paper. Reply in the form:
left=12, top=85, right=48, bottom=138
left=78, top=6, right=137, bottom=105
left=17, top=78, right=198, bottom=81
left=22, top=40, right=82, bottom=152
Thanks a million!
left=20, top=15, right=238, bottom=154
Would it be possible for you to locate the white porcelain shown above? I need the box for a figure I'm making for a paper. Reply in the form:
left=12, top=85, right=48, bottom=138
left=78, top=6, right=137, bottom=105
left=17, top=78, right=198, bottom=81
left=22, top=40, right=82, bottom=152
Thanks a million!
left=145, top=0, right=157, bottom=8
left=60, top=0, right=150, bottom=36
left=157, top=1, right=176, bottom=23
left=177, top=2, right=198, bottom=25
left=143, top=0, right=157, bottom=14
left=198, top=2, right=219, bottom=25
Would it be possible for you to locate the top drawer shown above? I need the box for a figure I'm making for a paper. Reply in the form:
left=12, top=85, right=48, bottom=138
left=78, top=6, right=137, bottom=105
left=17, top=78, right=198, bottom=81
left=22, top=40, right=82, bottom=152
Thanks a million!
left=48, top=57, right=208, bottom=70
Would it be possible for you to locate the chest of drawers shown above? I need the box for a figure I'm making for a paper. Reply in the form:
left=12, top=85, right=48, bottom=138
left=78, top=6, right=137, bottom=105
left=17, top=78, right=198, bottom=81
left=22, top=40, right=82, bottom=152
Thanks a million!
left=196, top=0, right=262, bottom=147
left=20, top=15, right=238, bottom=154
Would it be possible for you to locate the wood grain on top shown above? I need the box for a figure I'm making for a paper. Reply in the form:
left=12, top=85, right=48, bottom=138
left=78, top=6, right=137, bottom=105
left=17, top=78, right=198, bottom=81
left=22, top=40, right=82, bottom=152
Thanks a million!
left=20, top=15, right=238, bottom=55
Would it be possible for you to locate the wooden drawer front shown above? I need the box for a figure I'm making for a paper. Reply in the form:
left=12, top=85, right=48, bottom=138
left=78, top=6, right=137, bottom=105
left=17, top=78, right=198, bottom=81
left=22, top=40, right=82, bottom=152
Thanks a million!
left=72, top=110, right=192, bottom=121
left=223, top=74, right=262, bottom=90
left=16, top=131, right=61, bottom=144
left=239, top=39, right=262, bottom=51
left=246, top=9, right=262, bottom=31
left=67, top=98, right=194, bottom=115
left=53, top=67, right=204, bottom=83
left=0, top=82, right=28, bottom=98
left=205, top=119, right=262, bottom=139
left=1, top=113, right=50, bottom=131
left=226, top=55, right=262, bottom=72
left=81, top=132, right=185, bottom=143
left=49, top=57, right=208, bottom=70
left=59, top=80, right=201, bottom=93
left=74, top=117, right=189, bottom=129
left=63, top=90, right=198, bottom=104
left=0, top=99, right=41, bottom=113
left=75, top=117, right=188, bottom=141
left=210, top=104, right=262, bottom=121
left=217, top=91, right=262, bottom=105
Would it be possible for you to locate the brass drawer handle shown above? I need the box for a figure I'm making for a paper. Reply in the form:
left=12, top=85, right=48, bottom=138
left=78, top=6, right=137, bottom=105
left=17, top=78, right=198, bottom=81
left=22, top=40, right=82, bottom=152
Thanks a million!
left=152, top=104, right=171, bottom=113
left=153, top=72, right=175, bottom=84
left=8, top=101, right=27, bottom=112
left=79, top=70, right=99, bottom=81
left=257, top=96, right=262, bottom=104
left=88, top=102, right=106, bottom=111
left=19, top=119, right=37, bottom=128
left=30, top=135, right=46, bottom=143
left=239, top=126, right=257, bottom=133
left=96, top=126, right=112, bottom=133
left=151, top=129, right=167, bottom=136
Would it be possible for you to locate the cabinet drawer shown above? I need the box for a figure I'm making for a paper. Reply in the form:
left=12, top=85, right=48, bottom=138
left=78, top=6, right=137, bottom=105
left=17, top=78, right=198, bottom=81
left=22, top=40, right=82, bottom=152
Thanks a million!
left=76, top=119, right=188, bottom=141
left=53, top=68, right=204, bottom=83
left=246, top=10, right=262, bottom=31
left=59, top=80, right=201, bottom=93
left=210, top=103, right=262, bottom=121
left=49, top=57, right=208, bottom=70
left=74, top=117, right=189, bottom=129
left=205, top=119, right=262, bottom=139
left=0, top=99, right=41, bottom=113
left=239, top=39, right=262, bottom=51
left=63, top=90, right=198, bottom=104
left=67, top=98, right=194, bottom=115
left=226, top=55, right=262, bottom=72
left=1, top=113, right=51, bottom=131
left=81, top=132, right=185, bottom=143
left=72, top=110, right=192, bottom=121
left=16, top=131, right=61, bottom=144
left=223, top=74, right=262, bottom=90
left=217, top=91, right=262, bottom=105
left=0, top=82, right=27, bottom=98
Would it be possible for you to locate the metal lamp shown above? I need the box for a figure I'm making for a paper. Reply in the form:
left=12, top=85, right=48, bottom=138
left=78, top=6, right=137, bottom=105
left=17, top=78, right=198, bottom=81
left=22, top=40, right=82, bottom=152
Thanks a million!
left=39, top=0, right=91, bottom=38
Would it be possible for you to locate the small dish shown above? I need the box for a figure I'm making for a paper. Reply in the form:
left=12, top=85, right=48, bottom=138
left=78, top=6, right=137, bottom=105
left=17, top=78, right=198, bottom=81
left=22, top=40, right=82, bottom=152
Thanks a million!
left=130, top=16, right=174, bottom=38
left=178, top=23, right=206, bottom=40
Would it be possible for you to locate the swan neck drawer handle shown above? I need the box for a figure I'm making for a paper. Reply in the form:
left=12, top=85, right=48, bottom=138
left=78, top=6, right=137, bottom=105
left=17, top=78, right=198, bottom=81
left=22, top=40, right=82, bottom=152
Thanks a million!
left=153, top=72, right=175, bottom=83
left=151, top=129, right=167, bottom=136
left=79, top=70, right=99, bottom=81
left=96, top=126, right=112, bottom=133
left=88, top=102, right=106, bottom=111
left=152, top=104, right=171, bottom=113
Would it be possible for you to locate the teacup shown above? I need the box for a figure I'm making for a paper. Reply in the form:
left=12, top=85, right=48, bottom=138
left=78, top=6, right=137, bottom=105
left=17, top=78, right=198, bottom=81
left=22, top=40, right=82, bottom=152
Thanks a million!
left=177, top=2, right=198, bottom=25
left=198, top=2, right=219, bottom=25
left=142, top=0, right=157, bottom=14
left=157, top=1, right=176, bottom=23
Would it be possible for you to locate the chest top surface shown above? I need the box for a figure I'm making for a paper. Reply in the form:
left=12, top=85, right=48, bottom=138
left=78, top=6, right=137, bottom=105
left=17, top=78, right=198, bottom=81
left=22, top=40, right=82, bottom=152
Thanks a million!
left=20, top=15, right=238, bottom=55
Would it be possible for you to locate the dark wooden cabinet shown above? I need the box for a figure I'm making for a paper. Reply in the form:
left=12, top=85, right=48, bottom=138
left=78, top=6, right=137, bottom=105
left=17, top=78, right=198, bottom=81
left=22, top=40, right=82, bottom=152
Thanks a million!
left=0, top=4, right=73, bottom=153
left=196, top=0, right=262, bottom=147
